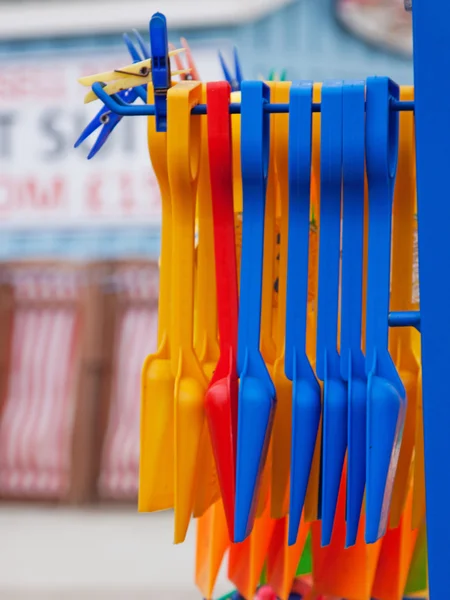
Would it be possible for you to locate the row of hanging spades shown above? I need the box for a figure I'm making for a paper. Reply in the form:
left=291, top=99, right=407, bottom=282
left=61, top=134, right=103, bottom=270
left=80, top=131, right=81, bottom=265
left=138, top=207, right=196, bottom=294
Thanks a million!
left=76, top=24, right=426, bottom=600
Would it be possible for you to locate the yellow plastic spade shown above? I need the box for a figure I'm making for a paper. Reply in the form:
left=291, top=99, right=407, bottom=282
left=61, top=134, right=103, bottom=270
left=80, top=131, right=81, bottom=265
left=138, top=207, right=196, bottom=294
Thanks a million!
left=167, top=81, right=208, bottom=543
left=193, top=87, right=221, bottom=517
left=139, top=85, right=174, bottom=512
left=304, top=82, right=323, bottom=523
left=389, top=86, right=420, bottom=528
left=271, top=82, right=293, bottom=519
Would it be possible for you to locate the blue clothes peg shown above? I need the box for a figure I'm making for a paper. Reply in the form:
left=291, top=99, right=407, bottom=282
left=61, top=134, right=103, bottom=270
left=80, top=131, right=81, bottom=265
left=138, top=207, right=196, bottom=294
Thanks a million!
left=365, top=76, right=406, bottom=544
left=218, top=47, right=243, bottom=91
left=316, top=81, right=347, bottom=547
left=150, top=12, right=171, bottom=132
left=340, top=81, right=366, bottom=548
left=75, top=32, right=147, bottom=158
left=235, top=80, right=276, bottom=543
left=132, top=28, right=150, bottom=59
left=285, top=81, right=321, bottom=546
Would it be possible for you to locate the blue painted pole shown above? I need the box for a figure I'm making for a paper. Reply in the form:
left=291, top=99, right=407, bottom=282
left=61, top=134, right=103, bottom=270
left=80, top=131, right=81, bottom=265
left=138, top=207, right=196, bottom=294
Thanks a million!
left=412, top=1, right=450, bottom=598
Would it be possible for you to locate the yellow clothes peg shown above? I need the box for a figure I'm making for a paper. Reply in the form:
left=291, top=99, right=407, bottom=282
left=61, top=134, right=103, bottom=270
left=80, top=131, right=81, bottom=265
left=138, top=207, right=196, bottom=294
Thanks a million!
left=389, top=86, right=420, bottom=528
left=139, top=85, right=174, bottom=512
left=193, top=87, right=221, bottom=518
left=270, top=82, right=293, bottom=519
left=304, top=82, right=323, bottom=522
left=79, top=50, right=189, bottom=103
left=195, top=500, right=230, bottom=600
left=167, top=80, right=208, bottom=543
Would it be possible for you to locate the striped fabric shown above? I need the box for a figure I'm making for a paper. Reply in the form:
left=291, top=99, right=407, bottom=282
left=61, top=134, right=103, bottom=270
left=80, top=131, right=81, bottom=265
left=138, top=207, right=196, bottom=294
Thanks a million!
left=0, top=268, right=82, bottom=499
left=98, top=264, right=159, bottom=500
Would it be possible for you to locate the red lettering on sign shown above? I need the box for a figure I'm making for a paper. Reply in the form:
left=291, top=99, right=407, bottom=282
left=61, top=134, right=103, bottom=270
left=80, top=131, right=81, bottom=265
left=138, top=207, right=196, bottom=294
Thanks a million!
left=21, top=177, right=64, bottom=209
left=0, top=175, right=66, bottom=215
left=0, top=67, right=66, bottom=102
left=85, top=174, right=103, bottom=212
left=119, top=172, right=135, bottom=214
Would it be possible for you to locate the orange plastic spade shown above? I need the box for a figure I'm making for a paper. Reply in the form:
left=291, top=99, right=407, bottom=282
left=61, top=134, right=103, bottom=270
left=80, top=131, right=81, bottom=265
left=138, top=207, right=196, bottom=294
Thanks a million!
left=311, top=461, right=382, bottom=600
left=389, top=86, right=420, bottom=528
left=204, top=81, right=239, bottom=539
left=267, top=515, right=309, bottom=600
left=139, top=86, right=174, bottom=512
left=196, top=499, right=230, bottom=599
left=271, top=82, right=294, bottom=519
left=229, top=468, right=277, bottom=599
left=167, top=81, right=208, bottom=543
left=371, top=485, right=419, bottom=600
left=193, top=85, right=221, bottom=519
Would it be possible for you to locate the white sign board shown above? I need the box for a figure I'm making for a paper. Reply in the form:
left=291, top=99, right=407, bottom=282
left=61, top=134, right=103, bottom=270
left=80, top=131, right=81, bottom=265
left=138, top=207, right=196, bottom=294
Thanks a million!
left=0, top=42, right=227, bottom=229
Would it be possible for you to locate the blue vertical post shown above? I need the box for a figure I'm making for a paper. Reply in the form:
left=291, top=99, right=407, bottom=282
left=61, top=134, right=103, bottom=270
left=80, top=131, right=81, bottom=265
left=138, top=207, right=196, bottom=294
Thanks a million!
left=412, top=2, right=450, bottom=598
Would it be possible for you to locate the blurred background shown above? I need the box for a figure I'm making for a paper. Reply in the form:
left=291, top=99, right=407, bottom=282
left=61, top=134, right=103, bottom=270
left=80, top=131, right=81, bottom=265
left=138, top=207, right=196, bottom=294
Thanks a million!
left=0, top=0, right=412, bottom=597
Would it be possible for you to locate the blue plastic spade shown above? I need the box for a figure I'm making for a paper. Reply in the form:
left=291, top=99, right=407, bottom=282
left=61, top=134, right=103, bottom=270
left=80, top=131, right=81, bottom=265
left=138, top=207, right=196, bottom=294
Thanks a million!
left=285, top=81, right=321, bottom=546
left=316, top=81, right=348, bottom=547
left=365, top=77, right=406, bottom=543
left=340, top=81, right=367, bottom=547
left=235, top=81, right=276, bottom=543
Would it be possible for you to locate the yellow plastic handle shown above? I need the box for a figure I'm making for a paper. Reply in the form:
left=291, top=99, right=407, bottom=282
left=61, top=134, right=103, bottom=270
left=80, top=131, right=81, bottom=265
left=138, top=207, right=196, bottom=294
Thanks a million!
left=148, top=84, right=172, bottom=347
left=195, top=86, right=220, bottom=373
left=168, top=81, right=203, bottom=368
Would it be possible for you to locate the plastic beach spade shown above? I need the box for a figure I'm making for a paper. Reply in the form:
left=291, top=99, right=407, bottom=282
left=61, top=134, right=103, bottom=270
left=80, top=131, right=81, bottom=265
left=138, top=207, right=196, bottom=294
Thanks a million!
left=340, top=81, right=367, bottom=547
left=192, top=84, right=221, bottom=519
left=167, top=81, right=209, bottom=543
left=316, top=81, right=348, bottom=546
left=285, top=81, right=321, bottom=545
left=271, top=81, right=294, bottom=520
left=235, top=81, right=276, bottom=543
left=388, top=86, right=420, bottom=528
left=204, top=81, right=239, bottom=540
left=139, top=86, right=174, bottom=513
left=365, top=77, right=406, bottom=543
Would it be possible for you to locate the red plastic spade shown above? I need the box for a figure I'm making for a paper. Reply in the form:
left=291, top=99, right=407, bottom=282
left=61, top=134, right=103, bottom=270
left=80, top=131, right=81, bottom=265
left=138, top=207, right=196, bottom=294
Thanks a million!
left=204, top=81, right=239, bottom=540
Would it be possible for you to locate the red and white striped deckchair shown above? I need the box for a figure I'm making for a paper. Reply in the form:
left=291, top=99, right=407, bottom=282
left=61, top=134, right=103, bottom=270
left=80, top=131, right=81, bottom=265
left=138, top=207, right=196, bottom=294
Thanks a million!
left=98, top=261, right=159, bottom=501
left=0, top=262, right=113, bottom=503
left=0, top=271, right=13, bottom=419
